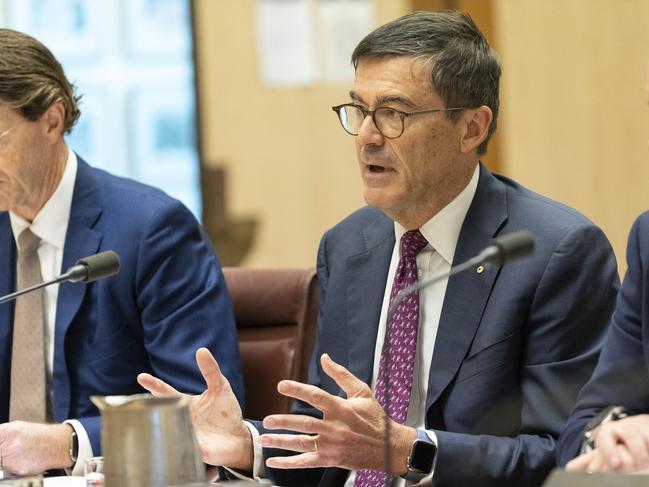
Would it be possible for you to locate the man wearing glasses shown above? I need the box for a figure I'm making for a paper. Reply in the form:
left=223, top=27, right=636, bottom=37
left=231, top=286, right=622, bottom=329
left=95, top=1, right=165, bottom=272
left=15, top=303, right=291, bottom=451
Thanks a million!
left=140, top=11, right=618, bottom=486
left=0, top=29, right=243, bottom=476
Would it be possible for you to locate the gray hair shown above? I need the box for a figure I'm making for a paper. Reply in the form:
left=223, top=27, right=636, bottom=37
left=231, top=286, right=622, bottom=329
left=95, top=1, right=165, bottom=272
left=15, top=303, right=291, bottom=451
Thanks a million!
left=352, top=11, right=501, bottom=155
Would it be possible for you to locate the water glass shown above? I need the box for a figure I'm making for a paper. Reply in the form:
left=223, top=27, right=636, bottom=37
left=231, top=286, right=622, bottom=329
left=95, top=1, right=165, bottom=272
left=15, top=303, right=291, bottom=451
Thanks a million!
left=84, top=456, right=104, bottom=486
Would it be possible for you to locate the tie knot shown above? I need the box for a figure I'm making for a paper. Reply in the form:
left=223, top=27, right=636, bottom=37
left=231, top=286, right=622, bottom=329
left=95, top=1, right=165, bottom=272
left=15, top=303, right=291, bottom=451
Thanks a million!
left=18, top=228, right=40, bottom=254
left=400, top=230, right=428, bottom=259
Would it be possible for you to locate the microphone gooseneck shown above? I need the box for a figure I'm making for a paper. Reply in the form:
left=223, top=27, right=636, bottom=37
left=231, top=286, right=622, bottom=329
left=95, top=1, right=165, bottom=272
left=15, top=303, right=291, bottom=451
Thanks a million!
left=0, top=251, right=121, bottom=305
left=381, top=230, right=535, bottom=483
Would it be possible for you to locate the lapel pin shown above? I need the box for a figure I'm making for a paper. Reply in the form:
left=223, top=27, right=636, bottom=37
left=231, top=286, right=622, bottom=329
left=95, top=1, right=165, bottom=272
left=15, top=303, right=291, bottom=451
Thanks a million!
left=476, top=265, right=485, bottom=274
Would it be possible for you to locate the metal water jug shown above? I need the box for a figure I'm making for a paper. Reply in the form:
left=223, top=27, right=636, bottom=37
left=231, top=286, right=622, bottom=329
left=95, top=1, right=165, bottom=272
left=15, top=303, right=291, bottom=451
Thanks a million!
left=91, top=394, right=205, bottom=486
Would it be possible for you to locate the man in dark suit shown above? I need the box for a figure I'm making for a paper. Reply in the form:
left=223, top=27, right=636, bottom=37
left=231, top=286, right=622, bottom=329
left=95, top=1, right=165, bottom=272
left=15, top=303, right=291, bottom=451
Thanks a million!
left=556, top=70, right=649, bottom=474
left=0, top=28, right=243, bottom=476
left=557, top=213, right=649, bottom=473
left=140, top=11, right=618, bottom=486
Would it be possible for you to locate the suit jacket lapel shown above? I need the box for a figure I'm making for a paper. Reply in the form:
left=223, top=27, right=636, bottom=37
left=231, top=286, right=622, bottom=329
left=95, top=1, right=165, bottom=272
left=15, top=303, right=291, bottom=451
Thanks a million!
left=0, top=214, right=16, bottom=421
left=319, top=212, right=393, bottom=487
left=345, top=212, right=394, bottom=386
left=425, top=165, right=508, bottom=411
left=53, top=158, right=102, bottom=420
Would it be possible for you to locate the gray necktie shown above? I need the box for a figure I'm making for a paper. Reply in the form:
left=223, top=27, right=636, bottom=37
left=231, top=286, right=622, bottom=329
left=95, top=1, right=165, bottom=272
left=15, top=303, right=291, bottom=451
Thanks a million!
left=9, top=228, right=46, bottom=423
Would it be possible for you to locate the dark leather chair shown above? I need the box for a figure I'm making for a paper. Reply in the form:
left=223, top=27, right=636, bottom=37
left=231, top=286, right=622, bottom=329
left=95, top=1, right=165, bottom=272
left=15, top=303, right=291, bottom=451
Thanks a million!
left=223, top=267, right=318, bottom=420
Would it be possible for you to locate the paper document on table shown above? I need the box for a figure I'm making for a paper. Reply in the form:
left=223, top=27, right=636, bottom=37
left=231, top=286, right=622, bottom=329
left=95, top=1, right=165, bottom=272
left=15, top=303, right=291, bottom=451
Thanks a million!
left=43, top=478, right=84, bottom=487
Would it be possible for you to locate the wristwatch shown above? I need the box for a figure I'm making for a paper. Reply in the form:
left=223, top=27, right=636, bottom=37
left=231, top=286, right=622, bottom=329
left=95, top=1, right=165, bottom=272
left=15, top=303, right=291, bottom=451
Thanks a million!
left=401, top=429, right=437, bottom=483
left=584, top=406, right=628, bottom=450
left=69, top=426, right=79, bottom=464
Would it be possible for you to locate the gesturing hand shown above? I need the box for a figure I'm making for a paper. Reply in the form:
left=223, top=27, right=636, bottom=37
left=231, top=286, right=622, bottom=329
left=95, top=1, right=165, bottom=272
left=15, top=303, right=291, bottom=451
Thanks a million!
left=566, top=415, right=649, bottom=473
left=137, top=347, right=253, bottom=471
left=260, top=353, right=416, bottom=474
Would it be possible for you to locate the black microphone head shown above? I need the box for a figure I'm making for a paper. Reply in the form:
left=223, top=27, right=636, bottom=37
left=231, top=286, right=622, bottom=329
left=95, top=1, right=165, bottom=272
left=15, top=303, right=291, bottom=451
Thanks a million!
left=487, top=230, right=535, bottom=265
left=75, top=251, right=121, bottom=283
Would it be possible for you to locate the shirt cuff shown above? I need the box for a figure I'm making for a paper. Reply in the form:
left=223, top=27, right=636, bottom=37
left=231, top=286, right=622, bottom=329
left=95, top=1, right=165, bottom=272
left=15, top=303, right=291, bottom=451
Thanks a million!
left=63, top=419, right=93, bottom=477
left=223, top=421, right=268, bottom=482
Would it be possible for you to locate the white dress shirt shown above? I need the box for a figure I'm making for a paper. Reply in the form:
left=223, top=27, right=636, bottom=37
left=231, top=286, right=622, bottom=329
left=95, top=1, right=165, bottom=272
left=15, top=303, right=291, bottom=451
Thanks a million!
left=240, top=164, right=480, bottom=485
left=9, top=150, right=92, bottom=475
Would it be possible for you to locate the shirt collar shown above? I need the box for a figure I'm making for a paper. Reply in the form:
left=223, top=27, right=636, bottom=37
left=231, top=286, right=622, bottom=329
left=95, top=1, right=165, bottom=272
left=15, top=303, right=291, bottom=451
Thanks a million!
left=394, top=164, right=480, bottom=265
left=10, top=148, right=77, bottom=250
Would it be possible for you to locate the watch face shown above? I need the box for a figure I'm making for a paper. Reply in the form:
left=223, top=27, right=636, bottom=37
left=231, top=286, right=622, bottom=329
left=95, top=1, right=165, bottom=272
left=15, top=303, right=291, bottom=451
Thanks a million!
left=410, top=440, right=437, bottom=473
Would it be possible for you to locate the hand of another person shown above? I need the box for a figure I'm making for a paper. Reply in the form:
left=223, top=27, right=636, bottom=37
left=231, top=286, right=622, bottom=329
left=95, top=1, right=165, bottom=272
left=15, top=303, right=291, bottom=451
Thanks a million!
left=260, top=353, right=416, bottom=473
left=566, top=415, right=649, bottom=473
left=137, top=347, right=253, bottom=472
left=0, top=422, right=73, bottom=476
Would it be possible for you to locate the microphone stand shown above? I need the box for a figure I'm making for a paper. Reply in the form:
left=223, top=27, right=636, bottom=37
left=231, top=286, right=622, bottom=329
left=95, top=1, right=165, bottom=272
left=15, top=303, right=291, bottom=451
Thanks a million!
left=0, top=250, right=120, bottom=305
left=0, top=268, right=83, bottom=305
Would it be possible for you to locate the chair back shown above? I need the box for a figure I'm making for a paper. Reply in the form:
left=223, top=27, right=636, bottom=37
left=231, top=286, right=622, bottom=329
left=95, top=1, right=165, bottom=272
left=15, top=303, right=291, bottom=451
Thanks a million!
left=223, top=267, right=318, bottom=420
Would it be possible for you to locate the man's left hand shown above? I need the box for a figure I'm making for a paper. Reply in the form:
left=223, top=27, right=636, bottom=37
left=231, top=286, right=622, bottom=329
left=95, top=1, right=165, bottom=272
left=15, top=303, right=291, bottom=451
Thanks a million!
left=0, top=421, right=73, bottom=476
left=260, top=353, right=416, bottom=473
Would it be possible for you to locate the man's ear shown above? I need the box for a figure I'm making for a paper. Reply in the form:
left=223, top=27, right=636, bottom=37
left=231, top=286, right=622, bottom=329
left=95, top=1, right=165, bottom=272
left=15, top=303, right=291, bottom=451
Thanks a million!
left=459, top=106, right=492, bottom=154
left=42, top=100, right=66, bottom=143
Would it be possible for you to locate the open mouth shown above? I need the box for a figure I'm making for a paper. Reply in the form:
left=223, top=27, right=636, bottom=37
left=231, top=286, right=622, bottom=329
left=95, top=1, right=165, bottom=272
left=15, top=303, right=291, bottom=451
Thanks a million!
left=368, top=164, right=387, bottom=173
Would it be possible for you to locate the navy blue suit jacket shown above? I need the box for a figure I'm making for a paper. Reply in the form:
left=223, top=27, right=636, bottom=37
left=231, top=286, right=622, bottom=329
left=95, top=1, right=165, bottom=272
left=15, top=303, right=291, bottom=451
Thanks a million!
left=259, top=165, right=618, bottom=487
left=0, top=158, right=243, bottom=453
left=557, top=211, right=649, bottom=465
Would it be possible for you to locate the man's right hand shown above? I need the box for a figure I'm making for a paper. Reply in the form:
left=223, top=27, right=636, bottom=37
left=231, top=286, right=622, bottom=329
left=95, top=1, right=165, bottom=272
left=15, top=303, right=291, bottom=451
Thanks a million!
left=137, top=347, right=253, bottom=472
left=566, top=415, right=649, bottom=473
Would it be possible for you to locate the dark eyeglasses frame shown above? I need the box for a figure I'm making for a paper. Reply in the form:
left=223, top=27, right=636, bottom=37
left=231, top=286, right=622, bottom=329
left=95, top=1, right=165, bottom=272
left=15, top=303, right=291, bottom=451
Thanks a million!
left=331, top=103, right=465, bottom=139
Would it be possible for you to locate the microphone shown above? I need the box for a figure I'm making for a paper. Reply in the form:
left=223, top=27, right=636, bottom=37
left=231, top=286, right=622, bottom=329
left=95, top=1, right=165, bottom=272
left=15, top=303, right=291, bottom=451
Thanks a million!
left=381, top=230, right=535, bottom=481
left=473, top=230, right=536, bottom=267
left=395, top=230, right=535, bottom=308
left=0, top=251, right=121, bottom=305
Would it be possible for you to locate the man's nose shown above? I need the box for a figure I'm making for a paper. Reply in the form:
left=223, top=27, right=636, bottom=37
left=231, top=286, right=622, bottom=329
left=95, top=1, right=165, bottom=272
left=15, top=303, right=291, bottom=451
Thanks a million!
left=356, top=113, right=384, bottom=146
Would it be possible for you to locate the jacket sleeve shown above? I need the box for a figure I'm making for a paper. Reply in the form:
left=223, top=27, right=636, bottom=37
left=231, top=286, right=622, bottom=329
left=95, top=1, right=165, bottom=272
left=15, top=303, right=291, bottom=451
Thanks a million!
left=79, top=200, right=244, bottom=454
left=134, top=199, right=243, bottom=402
left=432, top=224, right=619, bottom=486
left=557, top=214, right=649, bottom=466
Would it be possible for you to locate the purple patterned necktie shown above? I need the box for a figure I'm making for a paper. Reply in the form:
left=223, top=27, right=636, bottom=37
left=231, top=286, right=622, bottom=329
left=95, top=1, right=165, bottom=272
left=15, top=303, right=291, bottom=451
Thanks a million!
left=355, top=230, right=428, bottom=487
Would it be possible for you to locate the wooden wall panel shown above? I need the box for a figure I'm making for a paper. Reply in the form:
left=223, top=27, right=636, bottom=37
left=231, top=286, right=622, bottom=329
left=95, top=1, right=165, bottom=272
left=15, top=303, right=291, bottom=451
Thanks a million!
left=494, top=0, right=649, bottom=273
left=194, top=0, right=409, bottom=267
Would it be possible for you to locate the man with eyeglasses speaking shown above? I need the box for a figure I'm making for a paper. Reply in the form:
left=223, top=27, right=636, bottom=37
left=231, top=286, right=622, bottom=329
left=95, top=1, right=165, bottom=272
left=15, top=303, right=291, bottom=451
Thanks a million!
left=139, top=10, right=618, bottom=486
